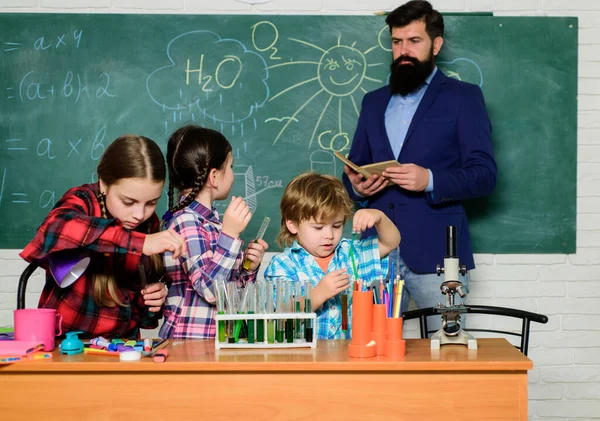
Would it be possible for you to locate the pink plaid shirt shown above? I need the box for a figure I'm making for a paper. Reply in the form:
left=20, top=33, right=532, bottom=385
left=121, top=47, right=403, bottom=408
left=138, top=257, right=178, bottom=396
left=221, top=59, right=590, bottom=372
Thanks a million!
left=159, top=200, right=255, bottom=339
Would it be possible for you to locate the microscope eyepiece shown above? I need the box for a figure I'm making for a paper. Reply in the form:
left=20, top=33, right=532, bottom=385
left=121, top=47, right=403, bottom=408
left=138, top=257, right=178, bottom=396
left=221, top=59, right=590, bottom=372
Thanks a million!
left=445, top=225, right=457, bottom=258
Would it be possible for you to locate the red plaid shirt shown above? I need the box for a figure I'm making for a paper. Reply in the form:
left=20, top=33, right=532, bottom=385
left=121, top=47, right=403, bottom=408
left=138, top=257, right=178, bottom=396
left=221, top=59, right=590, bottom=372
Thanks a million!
left=20, top=183, right=160, bottom=338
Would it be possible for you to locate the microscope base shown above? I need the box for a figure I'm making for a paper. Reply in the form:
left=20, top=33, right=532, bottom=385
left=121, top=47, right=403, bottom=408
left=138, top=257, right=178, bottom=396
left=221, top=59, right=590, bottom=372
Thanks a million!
left=430, top=329, right=477, bottom=350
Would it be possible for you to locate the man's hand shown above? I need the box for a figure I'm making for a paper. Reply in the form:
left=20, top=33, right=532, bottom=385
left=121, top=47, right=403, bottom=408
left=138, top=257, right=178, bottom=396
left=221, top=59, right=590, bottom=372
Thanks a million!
left=383, top=164, right=429, bottom=192
left=344, top=165, right=388, bottom=197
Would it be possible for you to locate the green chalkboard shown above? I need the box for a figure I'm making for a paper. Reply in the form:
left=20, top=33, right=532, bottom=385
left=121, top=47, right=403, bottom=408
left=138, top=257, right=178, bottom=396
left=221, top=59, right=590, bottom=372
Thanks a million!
left=0, top=14, right=577, bottom=253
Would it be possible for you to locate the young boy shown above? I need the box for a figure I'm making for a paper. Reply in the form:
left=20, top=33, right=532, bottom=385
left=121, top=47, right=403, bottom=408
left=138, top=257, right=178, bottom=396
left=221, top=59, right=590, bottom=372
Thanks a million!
left=264, top=172, right=400, bottom=339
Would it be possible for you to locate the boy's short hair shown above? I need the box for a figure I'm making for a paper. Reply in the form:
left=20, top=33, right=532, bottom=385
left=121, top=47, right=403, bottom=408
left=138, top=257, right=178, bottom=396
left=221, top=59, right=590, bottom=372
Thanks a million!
left=277, top=172, right=354, bottom=247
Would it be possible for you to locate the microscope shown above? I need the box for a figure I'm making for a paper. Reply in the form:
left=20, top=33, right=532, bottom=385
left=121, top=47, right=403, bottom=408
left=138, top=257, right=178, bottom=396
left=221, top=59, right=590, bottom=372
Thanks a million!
left=431, top=226, right=477, bottom=350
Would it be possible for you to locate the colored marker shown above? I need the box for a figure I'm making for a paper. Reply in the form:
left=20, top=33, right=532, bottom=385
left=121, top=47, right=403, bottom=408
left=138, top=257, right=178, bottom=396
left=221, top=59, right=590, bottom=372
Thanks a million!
left=143, top=338, right=152, bottom=352
left=84, top=348, right=119, bottom=356
left=153, top=349, right=168, bottom=363
left=30, top=352, right=53, bottom=360
left=90, top=336, right=110, bottom=348
left=148, top=339, right=170, bottom=357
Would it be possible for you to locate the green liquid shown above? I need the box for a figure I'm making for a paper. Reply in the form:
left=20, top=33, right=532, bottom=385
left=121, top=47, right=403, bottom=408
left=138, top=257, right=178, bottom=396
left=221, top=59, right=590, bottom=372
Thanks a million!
left=257, top=319, right=264, bottom=342
left=217, top=311, right=225, bottom=343
left=276, top=329, right=285, bottom=343
left=305, top=327, right=313, bottom=342
left=295, top=302, right=302, bottom=339
left=234, top=312, right=244, bottom=342
left=304, top=298, right=312, bottom=342
left=277, top=319, right=285, bottom=343
left=247, top=311, right=255, bottom=343
left=267, top=321, right=275, bottom=343
left=286, top=319, right=294, bottom=343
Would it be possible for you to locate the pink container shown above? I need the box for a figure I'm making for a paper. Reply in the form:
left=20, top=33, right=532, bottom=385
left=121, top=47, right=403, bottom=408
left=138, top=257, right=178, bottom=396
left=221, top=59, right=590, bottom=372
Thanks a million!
left=14, top=309, right=63, bottom=351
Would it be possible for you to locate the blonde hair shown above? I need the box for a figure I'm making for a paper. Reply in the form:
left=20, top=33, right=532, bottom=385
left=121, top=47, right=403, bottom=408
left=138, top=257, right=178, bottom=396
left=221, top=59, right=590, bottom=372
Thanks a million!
left=277, top=172, right=354, bottom=247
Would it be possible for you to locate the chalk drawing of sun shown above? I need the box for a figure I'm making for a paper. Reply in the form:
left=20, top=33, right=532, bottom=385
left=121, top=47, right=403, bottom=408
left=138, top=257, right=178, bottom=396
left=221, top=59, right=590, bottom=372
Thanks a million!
left=266, top=35, right=384, bottom=151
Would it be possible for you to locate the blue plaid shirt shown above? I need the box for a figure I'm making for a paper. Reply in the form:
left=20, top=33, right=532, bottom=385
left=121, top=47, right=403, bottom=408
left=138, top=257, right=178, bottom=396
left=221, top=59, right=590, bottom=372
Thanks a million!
left=264, top=237, right=389, bottom=339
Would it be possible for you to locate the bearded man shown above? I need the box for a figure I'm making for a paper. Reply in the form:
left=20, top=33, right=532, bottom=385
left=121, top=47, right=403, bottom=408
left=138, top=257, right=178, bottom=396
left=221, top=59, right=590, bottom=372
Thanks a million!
left=342, top=0, right=497, bottom=324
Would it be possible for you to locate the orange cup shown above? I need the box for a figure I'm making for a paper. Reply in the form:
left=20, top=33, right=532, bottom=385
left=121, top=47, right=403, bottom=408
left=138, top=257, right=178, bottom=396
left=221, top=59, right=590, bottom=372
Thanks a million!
left=348, top=290, right=376, bottom=358
left=384, top=317, right=406, bottom=359
left=371, top=304, right=387, bottom=356
left=386, top=317, right=404, bottom=341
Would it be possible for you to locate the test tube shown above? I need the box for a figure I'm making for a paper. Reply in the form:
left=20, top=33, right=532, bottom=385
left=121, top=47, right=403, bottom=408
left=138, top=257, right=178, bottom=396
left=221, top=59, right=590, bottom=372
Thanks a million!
left=216, top=278, right=227, bottom=343
left=305, top=283, right=313, bottom=343
left=285, top=280, right=294, bottom=343
left=226, top=282, right=237, bottom=342
left=234, top=286, right=250, bottom=343
left=276, top=279, right=285, bottom=343
left=341, top=291, right=349, bottom=334
left=294, top=281, right=304, bottom=342
left=246, top=283, right=256, bottom=344
left=266, top=280, right=275, bottom=344
left=256, top=280, right=265, bottom=343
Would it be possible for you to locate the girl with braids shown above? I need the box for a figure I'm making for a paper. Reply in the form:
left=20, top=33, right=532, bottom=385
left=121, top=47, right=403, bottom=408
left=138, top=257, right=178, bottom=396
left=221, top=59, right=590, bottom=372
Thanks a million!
left=158, top=125, right=268, bottom=339
left=20, top=135, right=186, bottom=338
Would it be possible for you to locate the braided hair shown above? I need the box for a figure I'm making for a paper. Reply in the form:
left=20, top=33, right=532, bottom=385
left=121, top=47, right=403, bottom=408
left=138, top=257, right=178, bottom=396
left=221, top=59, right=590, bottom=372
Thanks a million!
left=164, top=125, right=232, bottom=224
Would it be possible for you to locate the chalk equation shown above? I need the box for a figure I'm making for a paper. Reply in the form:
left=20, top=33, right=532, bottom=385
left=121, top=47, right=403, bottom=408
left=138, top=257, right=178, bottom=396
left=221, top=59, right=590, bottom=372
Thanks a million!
left=2, top=126, right=110, bottom=161
left=0, top=168, right=59, bottom=209
left=8, top=71, right=115, bottom=103
left=4, top=29, right=83, bottom=52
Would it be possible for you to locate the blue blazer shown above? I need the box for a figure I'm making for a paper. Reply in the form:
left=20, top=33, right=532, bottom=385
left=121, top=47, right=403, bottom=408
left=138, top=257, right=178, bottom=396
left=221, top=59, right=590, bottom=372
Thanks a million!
left=343, top=70, right=497, bottom=273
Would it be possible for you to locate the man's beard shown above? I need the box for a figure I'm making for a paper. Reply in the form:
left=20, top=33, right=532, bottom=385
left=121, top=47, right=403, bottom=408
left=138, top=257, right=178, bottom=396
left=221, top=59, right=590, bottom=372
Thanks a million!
left=389, top=50, right=435, bottom=96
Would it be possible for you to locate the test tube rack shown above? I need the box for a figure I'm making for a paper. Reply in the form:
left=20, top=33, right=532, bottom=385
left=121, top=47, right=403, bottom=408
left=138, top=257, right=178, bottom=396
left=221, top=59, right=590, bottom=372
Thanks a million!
left=214, top=312, right=317, bottom=350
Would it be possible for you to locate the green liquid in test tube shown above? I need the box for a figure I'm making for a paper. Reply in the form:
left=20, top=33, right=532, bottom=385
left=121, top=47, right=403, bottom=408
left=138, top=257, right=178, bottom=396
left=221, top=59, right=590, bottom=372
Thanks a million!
left=234, top=286, right=249, bottom=343
left=276, top=280, right=285, bottom=343
left=225, top=282, right=236, bottom=343
left=285, top=280, right=294, bottom=343
left=216, top=279, right=227, bottom=343
left=266, top=280, right=275, bottom=343
left=247, top=283, right=255, bottom=344
left=294, top=281, right=303, bottom=341
left=256, top=280, right=265, bottom=343
left=305, top=283, right=313, bottom=343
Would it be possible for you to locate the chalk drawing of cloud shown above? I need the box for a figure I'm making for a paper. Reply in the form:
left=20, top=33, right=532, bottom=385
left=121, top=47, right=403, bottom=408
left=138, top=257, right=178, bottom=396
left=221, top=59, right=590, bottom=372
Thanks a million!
left=146, top=30, right=269, bottom=124
left=438, top=58, right=483, bottom=88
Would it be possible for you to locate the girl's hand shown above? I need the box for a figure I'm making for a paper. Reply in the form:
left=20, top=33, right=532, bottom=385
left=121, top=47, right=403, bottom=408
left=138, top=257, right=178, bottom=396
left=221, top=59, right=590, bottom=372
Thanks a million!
left=141, top=282, right=168, bottom=312
left=143, top=229, right=186, bottom=258
left=243, top=239, right=269, bottom=272
left=222, top=196, right=252, bottom=239
left=352, top=209, right=384, bottom=233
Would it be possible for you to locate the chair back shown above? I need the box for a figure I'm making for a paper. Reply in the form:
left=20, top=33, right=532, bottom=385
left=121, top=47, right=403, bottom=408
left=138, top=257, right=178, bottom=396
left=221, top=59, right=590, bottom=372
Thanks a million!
left=402, top=304, right=548, bottom=356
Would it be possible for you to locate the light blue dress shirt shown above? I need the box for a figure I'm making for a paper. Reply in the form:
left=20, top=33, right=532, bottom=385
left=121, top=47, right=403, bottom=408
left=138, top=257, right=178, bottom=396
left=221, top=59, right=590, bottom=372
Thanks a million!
left=384, top=67, right=438, bottom=192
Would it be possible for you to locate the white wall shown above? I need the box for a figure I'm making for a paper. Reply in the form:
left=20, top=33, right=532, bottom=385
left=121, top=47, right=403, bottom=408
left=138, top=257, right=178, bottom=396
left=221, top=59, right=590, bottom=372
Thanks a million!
left=0, top=0, right=598, bottom=419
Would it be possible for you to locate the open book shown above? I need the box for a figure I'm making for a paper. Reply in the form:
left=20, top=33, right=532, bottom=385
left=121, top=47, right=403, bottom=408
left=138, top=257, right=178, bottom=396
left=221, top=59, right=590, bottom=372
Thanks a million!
left=334, top=151, right=402, bottom=184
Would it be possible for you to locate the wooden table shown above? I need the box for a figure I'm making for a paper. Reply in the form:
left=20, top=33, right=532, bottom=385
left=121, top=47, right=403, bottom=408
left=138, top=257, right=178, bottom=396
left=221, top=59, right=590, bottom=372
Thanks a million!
left=0, top=338, right=531, bottom=420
